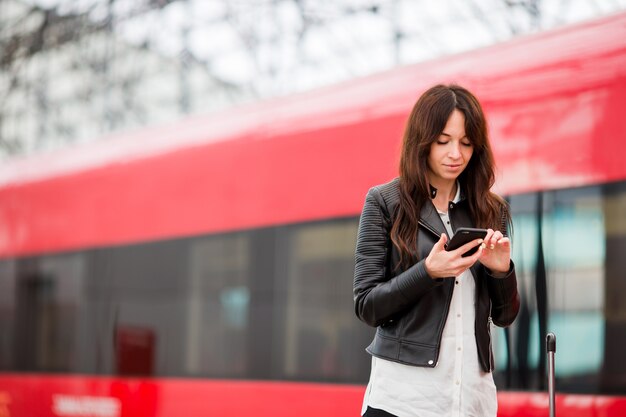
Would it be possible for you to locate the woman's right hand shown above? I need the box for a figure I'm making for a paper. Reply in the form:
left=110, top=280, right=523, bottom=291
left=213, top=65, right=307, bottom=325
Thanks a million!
left=424, top=233, right=484, bottom=279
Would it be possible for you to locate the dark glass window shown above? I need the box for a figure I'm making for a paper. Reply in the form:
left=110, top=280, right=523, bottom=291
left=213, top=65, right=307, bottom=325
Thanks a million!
left=0, top=260, right=16, bottom=370
left=493, top=180, right=626, bottom=394
left=8, top=254, right=84, bottom=373
left=185, top=234, right=251, bottom=378
left=0, top=218, right=374, bottom=384
left=277, top=220, right=372, bottom=383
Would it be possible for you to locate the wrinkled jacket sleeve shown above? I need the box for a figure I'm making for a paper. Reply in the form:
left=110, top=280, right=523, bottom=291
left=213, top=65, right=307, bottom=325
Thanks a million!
left=353, top=187, right=443, bottom=328
left=484, top=204, right=520, bottom=327
left=485, top=262, right=520, bottom=327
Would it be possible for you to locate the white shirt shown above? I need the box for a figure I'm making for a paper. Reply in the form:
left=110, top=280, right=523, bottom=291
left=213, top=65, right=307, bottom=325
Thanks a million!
left=361, top=186, right=497, bottom=417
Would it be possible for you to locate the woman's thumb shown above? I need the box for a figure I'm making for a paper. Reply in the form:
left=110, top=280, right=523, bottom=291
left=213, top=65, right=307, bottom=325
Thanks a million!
left=434, top=233, right=447, bottom=250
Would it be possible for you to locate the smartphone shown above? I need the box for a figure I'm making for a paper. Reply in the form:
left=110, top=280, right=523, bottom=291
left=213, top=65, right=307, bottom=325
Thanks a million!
left=445, top=227, right=488, bottom=257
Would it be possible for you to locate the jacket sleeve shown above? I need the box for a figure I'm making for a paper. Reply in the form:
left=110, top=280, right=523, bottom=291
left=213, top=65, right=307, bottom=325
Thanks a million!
left=353, top=187, right=443, bottom=328
left=485, top=202, right=521, bottom=327
left=485, top=262, right=520, bottom=327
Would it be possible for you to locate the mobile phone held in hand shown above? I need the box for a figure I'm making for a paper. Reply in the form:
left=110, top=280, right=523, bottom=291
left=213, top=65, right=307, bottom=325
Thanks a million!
left=445, top=227, right=488, bottom=257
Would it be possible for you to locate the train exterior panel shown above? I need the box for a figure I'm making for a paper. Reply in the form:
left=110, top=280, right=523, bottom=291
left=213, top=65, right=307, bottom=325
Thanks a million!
left=1, top=11, right=626, bottom=417
left=2, top=375, right=626, bottom=417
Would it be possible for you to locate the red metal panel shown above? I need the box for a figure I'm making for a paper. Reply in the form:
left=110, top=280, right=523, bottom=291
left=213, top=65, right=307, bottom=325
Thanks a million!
left=497, top=392, right=626, bottom=417
left=487, top=70, right=626, bottom=195
left=0, top=115, right=403, bottom=256
left=1, top=13, right=626, bottom=256
left=0, top=374, right=364, bottom=417
left=1, top=375, right=626, bottom=417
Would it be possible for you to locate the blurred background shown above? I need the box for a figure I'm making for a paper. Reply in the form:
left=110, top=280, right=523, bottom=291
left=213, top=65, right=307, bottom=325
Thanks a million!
left=2, top=2, right=626, bottom=417
left=2, top=0, right=626, bottom=159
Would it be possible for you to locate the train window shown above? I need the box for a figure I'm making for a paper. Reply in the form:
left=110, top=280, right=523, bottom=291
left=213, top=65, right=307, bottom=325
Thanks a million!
left=600, top=181, right=626, bottom=394
left=0, top=260, right=17, bottom=370
left=544, top=188, right=605, bottom=379
left=186, top=234, right=251, bottom=378
left=9, top=253, right=85, bottom=373
left=279, top=219, right=372, bottom=383
left=84, top=240, right=191, bottom=376
left=494, top=181, right=626, bottom=394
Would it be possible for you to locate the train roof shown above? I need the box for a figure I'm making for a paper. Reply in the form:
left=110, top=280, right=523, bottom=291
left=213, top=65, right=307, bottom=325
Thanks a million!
left=1, top=11, right=626, bottom=256
left=3, top=10, right=626, bottom=188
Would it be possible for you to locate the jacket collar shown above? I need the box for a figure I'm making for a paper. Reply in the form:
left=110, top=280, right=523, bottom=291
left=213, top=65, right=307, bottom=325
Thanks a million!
left=420, top=182, right=465, bottom=239
left=428, top=182, right=463, bottom=203
left=419, top=201, right=448, bottom=238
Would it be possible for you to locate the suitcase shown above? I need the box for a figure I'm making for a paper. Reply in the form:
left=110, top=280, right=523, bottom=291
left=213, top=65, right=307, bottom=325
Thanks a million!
left=546, top=333, right=556, bottom=417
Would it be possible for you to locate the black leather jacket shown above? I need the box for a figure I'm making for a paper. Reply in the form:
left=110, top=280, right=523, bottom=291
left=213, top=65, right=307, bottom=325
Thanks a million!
left=353, top=178, right=520, bottom=372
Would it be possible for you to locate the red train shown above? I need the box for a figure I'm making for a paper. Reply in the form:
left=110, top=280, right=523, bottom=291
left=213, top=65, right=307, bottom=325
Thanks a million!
left=1, top=11, right=626, bottom=417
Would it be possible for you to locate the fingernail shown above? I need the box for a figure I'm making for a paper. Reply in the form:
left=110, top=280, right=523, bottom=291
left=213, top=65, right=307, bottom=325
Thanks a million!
left=490, top=244, right=495, bottom=249
left=481, top=243, right=486, bottom=249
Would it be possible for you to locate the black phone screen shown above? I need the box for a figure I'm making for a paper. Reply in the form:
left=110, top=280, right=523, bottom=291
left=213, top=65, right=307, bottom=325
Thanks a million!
left=446, top=227, right=488, bottom=257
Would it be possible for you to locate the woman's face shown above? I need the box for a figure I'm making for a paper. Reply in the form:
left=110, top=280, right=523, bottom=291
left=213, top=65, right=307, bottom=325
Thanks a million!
left=427, top=109, right=474, bottom=185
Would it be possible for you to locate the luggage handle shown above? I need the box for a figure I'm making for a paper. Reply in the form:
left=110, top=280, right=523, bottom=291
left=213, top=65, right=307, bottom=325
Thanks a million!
left=546, top=333, right=556, bottom=417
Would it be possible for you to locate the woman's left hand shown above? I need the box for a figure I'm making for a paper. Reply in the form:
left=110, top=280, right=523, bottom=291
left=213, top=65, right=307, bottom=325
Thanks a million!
left=479, top=228, right=511, bottom=275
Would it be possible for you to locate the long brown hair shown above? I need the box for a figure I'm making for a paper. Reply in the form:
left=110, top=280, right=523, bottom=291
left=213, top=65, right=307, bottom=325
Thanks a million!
left=391, top=84, right=510, bottom=269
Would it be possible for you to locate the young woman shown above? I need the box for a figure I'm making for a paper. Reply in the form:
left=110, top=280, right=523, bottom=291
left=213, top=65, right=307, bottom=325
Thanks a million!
left=353, top=84, right=520, bottom=417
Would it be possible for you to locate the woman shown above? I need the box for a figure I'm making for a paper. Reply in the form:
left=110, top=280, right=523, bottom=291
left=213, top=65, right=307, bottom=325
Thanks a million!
left=353, top=84, right=520, bottom=417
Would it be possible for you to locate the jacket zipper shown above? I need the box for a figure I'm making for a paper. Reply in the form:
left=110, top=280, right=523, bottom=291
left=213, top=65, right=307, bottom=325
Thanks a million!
left=432, top=286, right=455, bottom=367
left=418, top=219, right=455, bottom=367
left=487, top=315, right=494, bottom=371
left=418, top=220, right=442, bottom=239
left=421, top=203, right=490, bottom=370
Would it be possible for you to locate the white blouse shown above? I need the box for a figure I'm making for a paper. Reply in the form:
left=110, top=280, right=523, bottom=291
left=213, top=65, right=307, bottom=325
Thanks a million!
left=361, top=187, right=498, bottom=417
